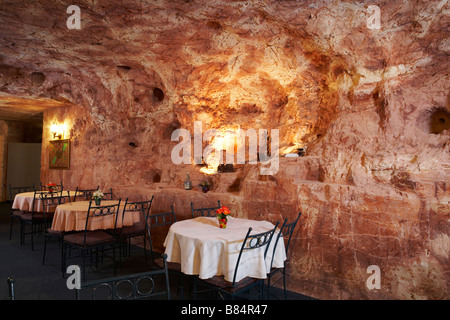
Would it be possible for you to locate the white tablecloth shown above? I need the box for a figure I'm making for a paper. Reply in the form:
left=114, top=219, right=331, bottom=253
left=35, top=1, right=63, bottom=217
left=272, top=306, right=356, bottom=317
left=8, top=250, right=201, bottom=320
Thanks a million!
left=12, top=191, right=79, bottom=213
left=51, top=200, right=140, bottom=232
left=164, top=217, right=286, bottom=282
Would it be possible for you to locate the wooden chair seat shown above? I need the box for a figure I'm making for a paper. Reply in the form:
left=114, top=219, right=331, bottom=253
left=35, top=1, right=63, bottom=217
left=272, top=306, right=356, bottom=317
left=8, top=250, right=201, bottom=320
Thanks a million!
left=64, top=230, right=115, bottom=247
left=45, top=228, right=67, bottom=236
left=20, top=212, right=49, bottom=221
left=115, top=223, right=145, bottom=238
left=12, top=210, right=26, bottom=217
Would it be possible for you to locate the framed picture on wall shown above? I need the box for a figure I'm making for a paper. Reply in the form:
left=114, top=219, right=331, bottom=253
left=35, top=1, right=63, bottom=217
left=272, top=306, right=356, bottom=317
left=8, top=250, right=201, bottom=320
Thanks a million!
left=49, top=139, right=70, bottom=170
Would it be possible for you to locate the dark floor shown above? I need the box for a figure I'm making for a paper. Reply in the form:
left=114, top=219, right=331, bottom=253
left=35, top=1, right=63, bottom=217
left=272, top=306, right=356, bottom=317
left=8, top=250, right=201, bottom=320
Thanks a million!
left=0, top=201, right=314, bottom=301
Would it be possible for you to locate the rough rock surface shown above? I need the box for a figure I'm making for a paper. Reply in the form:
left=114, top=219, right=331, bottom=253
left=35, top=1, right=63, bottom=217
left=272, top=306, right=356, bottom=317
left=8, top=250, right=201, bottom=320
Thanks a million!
left=0, top=0, right=449, bottom=299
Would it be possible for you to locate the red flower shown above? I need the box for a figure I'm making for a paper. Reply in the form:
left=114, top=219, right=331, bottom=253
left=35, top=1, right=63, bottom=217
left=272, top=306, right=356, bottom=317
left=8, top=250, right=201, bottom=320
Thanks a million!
left=216, top=206, right=230, bottom=215
left=216, top=206, right=231, bottom=221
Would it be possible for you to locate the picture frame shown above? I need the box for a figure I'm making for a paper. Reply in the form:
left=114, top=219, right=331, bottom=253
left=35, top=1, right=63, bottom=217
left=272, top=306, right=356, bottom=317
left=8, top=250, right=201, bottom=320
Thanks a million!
left=49, top=139, right=70, bottom=170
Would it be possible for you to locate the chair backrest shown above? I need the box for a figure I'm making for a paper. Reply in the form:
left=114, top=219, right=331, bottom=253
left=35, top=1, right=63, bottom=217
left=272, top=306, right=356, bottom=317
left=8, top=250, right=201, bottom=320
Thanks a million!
left=75, top=253, right=171, bottom=300
left=102, top=188, right=114, bottom=200
left=232, top=221, right=279, bottom=286
left=9, top=184, right=35, bottom=205
left=269, top=212, right=301, bottom=270
left=84, top=200, right=121, bottom=243
left=147, top=205, right=177, bottom=228
left=31, top=190, right=49, bottom=213
left=191, top=200, right=221, bottom=218
left=74, top=186, right=99, bottom=201
left=146, top=205, right=177, bottom=258
left=122, top=196, right=154, bottom=227
left=39, top=191, right=71, bottom=223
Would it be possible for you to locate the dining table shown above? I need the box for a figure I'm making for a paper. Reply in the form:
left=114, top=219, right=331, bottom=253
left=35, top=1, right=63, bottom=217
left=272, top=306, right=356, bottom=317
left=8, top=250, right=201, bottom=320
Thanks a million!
left=12, top=191, right=80, bottom=213
left=50, top=200, right=140, bottom=232
left=163, top=216, right=286, bottom=283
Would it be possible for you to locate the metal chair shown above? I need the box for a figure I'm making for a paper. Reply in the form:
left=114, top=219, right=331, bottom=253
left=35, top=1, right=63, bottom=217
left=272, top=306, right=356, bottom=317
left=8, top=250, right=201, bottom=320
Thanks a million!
left=267, top=212, right=301, bottom=300
left=102, top=188, right=114, bottom=200
left=113, top=197, right=154, bottom=260
left=147, top=205, right=177, bottom=261
left=146, top=206, right=185, bottom=296
left=190, top=200, right=221, bottom=218
left=41, top=191, right=73, bottom=269
left=8, top=184, right=35, bottom=240
left=75, top=254, right=171, bottom=300
left=193, top=221, right=280, bottom=300
left=62, top=200, right=121, bottom=279
left=20, top=190, right=49, bottom=250
left=73, top=186, right=99, bottom=201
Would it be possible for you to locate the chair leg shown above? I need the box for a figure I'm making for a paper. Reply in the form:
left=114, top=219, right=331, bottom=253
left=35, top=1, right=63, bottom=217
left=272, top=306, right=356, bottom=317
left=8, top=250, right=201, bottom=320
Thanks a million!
left=9, top=217, right=14, bottom=240
left=31, top=224, right=34, bottom=251
left=193, top=278, right=197, bottom=300
left=177, top=276, right=185, bottom=299
left=143, top=235, right=147, bottom=261
left=81, top=249, right=86, bottom=280
left=20, top=222, right=24, bottom=246
left=62, top=242, right=66, bottom=277
left=60, top=237, right=66, bottom=273
left=42, top=235, right=47, bottom=264
left=261, top=280, right=264, bottom=299
left=118, top=241, right=122, bottom=263
left=113, top=243, right=117, bottom=276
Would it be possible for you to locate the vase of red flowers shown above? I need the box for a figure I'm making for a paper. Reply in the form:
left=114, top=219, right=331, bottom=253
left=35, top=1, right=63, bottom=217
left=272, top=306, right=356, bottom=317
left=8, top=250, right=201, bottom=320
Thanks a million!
left=46, top=182, right=57, bottom=193
left=216, top=206, right=231, bottom=229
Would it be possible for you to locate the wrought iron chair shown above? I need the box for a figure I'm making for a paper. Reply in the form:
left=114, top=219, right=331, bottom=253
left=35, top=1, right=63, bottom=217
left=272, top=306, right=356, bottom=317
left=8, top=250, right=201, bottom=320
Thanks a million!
left=146, top=206, right=185, bottom=296
left=102, top=188, right=114, bottom=200
left=113, top=197, right=154, bottom=260
left=41, top=191, right=73, bottom=269
left=73, top=186, right=99, bottom=201
left=62, top=200, right=121, bottom=279
left=20, top=190, right=50, bottom=250
left=190, top=200, right=221, bottom=218
left=192, top=221, right=280, bottom=300
left=9, top=184, right=35, bottom=240
left=75, top=254, right=171, bottom=300
left=267, top=212, right=301, bottom=300
left=147, top=205, right=177, bottom=261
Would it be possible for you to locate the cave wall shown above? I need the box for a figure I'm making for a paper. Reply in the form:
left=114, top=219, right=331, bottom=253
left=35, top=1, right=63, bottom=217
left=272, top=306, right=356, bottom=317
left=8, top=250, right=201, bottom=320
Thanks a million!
left=1, top=0, right=449, bottom=299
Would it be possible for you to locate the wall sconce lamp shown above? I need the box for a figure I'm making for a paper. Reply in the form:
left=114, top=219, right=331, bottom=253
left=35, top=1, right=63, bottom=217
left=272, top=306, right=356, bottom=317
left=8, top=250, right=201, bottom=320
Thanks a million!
left=50, top=122, right=66, bottom=140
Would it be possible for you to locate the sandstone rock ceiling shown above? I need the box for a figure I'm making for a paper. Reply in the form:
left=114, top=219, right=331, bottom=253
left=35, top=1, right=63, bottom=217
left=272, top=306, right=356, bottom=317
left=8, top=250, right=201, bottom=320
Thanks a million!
left=0, top=94, right=72, bottom=122
left=0, top=0, right=449, bottom=159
